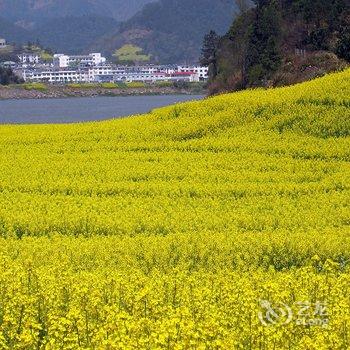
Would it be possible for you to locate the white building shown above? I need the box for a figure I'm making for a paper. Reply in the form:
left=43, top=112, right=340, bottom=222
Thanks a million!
left=170, top=72, right=200, bottom=82
left=129, top=65, right=166, bottom=74
left=23, top=66, right=201, bottom=84
left=0, top=38, right=7, bottom=48
left=23, top=69, right=90, bottom=83
left=53, top=53, right=106, bottom=68
left=18, top=53, right=41, bottom=64
left=22, top=62, right=204, bottom=84
left=88, top=65, right=125, bottom=76
left=1, top=61, right=17, bottom=69
left=177, top=65, right=209, bottom=80
left=96, top=71, right=170, bottom=83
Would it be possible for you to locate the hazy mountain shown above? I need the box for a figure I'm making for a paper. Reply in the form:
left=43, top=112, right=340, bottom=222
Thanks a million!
left=0, top=0, right=237, bottom=62
left=0, top=0, right=154, bottom=52
left=0, top=0, right=154, bottom=22
left=0, top=17, right=31, bottom=43
left=0, top=15, right=119, bottom=52
left=91, top=0, right=237, bottom=63
left=33, top=16, right=119, bottom=53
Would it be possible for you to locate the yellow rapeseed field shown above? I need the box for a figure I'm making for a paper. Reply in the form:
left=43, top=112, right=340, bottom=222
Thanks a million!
left=0, top=69, right=349, bottom=349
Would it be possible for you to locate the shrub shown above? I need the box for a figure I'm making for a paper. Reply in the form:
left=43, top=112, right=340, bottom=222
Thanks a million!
left=22, top=82, right=47, bottom=91
left=67, top=83, right=97, bottom=89
left=155, top=81, right=173, bottom=88
left=125, top=81, right=147, bottom=88
left=100, top=82, right=119, bottom=89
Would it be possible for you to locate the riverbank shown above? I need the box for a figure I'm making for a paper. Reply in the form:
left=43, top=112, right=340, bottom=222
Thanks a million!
left=0, top=82, right=207, bottom=100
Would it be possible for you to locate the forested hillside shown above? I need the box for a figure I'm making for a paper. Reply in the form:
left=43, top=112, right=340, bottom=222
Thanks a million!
left=90, top=0, right=237, bottom=63
left=209, top=0, right=350, bottom=93
left=1, top=0, right=236, bottom=60
left=33, top=16, right=119, bottom=54
left=0, top=0, right=154, bottom=21
left=0, top=0, right=153, bottom=53
left=0, top=17, right=32, bottom=43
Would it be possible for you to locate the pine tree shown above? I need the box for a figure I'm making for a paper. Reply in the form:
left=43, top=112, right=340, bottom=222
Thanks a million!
left=200, top=30, right=220, bottom=80
left=246, top=0, right=282, bottom=85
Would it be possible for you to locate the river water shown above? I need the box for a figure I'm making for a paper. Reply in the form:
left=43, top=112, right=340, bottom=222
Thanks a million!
left=0, top=95, right=203, bottom=124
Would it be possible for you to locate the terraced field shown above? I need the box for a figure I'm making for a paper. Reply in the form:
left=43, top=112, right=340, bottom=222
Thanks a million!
left=0, top=70, right=349, bottom=349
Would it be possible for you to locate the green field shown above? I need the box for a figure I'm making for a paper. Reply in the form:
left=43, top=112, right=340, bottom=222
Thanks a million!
left=0, top=70, right=349, bottom=349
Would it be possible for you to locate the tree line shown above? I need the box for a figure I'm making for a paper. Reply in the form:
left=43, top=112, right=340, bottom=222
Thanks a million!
left=201, top=0, right=350, bottom=92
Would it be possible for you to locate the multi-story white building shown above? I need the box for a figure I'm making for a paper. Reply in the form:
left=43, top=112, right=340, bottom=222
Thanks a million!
left=23, top=69, right=90, bottom=83
left=18, top=53, right=41, bottom=64
left=96, top=71, right=170, bottom=83
left=22, top=62, right=206, bottom=84
left=177, top=65, right=209, bottom=80
left=88, top=65, right=126, bottom=78
left=95, top=71, right=200, bottom=83
left=170, top=72, right=200, bottom=82
left=53, top=53, right=106, bottom=68
left=0, top=38, right=7, bottom=48
left=129, top=65, right=167, bottom=74
left=23, top=67, right=201, bottom=84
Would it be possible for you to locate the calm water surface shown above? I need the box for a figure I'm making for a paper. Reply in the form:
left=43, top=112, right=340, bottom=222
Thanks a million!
left=0, top=95, right=203, bottom=124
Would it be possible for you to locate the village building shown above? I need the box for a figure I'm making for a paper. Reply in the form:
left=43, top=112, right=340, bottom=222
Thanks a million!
left=18, top=53, right=41, bottom=64
left=23, top=69, right=90, bottom=83
left=0, top=61, right=17, bottom=69
left=20, top=54, right=208, bottom=84
left=0, top=38, right=7, bottom=48
left=177, top=65, right=209, bottom=80
left=53, top=53, right=106, bottom=68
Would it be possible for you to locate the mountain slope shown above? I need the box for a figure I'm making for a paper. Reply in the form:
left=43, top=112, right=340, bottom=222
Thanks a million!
left=33, top=16, right=119, bottom=54
left=0, top=17, right=32, bottom=44
left=1, top=0, right=236, bottom=60
left=0, top=0, right=155, bottom=53
left=0, top=0, right=154, bottom=21
left=91, top=0, right=237, bottom=63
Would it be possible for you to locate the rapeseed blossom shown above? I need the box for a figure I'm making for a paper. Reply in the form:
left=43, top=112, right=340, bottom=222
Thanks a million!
left=0, top=69, right=349, bottom=348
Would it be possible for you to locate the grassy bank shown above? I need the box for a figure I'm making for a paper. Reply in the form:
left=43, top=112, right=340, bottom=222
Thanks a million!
left=0, top=81, right=207, bottom=99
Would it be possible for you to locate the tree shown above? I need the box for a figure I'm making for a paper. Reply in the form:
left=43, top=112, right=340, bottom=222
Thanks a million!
left=234, top=0, right=251, bottom=14
left=226, top=6, right=255, bottom=89
left=252, top=0, right=272, bottom=8
left=246, top=0, right=282, bottom=85
left=200, top=30, right=220, bottom=79
left=0, top=67, right=22, bottom=85
left=336, top=28, right=350, bottom=62
left=211, top=0, right=349, bottom=93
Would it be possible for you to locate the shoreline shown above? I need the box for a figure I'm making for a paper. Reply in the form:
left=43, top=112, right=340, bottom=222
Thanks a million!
left=0, top=84, right=206, bottom=100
